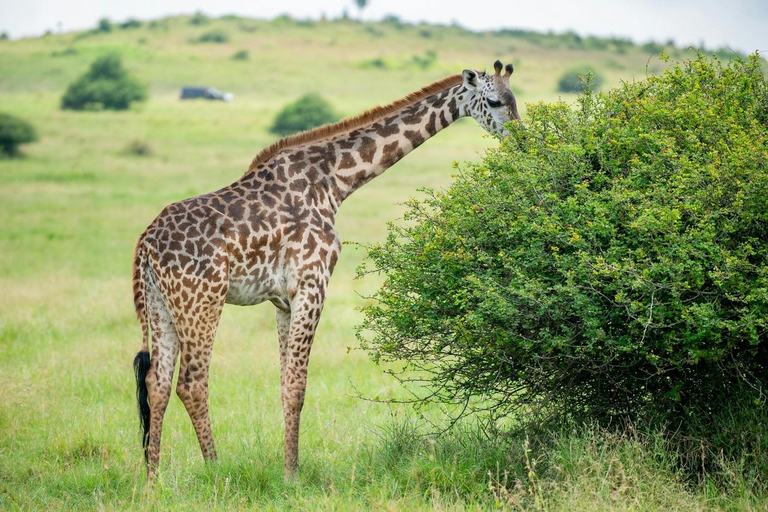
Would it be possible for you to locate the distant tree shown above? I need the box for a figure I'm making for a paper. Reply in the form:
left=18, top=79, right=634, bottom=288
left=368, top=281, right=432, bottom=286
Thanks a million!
left=270, top=94, right=340, bottom=136
left=0, top=32, right=8, bottom=41
left=382, top=15, right=404, bottom=30
left=642, top=41, right=665, bottom=54
left=193, top=29, right=229, bottom=43
left=557, top=66, right=604, bottom=93
left=231, top=49, right=249, bottom=61
left=189, top=12, right=210, bottom=25
left=148, top=19, right=168, bottom=30
left=97, top=18, right=112, bottom=33
left=119, top=18, right=142, bottom=29
left=0, top=113, right=38, bottom=156
left=354, top=0, right=368, bottom=20
left=61, top=53, right=147, bottom=111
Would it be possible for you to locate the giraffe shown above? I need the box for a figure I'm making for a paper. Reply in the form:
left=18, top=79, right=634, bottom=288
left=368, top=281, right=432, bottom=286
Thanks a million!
left=132, top=60, right=520, bottom=483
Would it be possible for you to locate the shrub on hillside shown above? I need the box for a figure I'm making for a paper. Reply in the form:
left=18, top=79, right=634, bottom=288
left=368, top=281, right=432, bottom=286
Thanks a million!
left=119, top=18, right=142, bottom=29
left=359, top=54, right=768, bottom=431
left=97, top=18, right=112, bottom=33
left=557, top=66, right=604, bottom=92
left=361, top=57, right=387, bottom=69
left=642, top=41, right=665, bottom=54
left=411, top=50, right=437, bottom=69
left=0, top=113, right=38, bottom=156
left=61, top=53, right=147, bottom=111
left=148, top=19, right=168, bottom=31
left=124, top=139, right=153, bottom=156
left=189, top=12, right=210, bottom=25
left=193, top=29, right=229, bottom=43
left=269, top=93, right=340, bottom=136
left=231, top=49, right=249, bottom=61
left=382, top=15, right=405, bottom=30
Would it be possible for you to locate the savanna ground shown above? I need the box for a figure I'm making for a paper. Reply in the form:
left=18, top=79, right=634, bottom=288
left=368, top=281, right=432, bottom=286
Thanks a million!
left=1, top=14, right=764, bottom=510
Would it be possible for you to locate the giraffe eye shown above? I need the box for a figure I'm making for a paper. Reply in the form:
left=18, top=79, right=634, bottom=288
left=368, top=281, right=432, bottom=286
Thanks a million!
left=487, top=98, right=502, bottom=108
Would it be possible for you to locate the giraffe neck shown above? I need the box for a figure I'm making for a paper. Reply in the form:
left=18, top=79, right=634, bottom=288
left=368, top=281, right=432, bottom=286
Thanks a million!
left=328, top=83, right=467, bottom=202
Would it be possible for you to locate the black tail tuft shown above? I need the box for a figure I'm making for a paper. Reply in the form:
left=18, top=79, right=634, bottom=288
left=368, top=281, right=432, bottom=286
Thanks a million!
left=133, top=350, right=151, bottom=463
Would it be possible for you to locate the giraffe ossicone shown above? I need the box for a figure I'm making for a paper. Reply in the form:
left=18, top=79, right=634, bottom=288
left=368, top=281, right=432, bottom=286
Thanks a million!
left=132, top=60, right=520, bottom=483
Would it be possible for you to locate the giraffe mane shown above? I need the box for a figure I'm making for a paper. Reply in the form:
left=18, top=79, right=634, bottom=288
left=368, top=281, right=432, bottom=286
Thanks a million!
left=247, top=73, right=464, bottom=172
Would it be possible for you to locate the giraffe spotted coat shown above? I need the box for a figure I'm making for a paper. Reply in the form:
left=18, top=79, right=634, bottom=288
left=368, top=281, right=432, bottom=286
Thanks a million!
left=133, top=60, right=520, bottom=482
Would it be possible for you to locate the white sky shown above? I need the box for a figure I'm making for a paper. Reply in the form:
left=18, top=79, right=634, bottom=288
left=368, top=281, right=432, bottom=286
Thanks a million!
left=1, top=0, right=766, bottom=54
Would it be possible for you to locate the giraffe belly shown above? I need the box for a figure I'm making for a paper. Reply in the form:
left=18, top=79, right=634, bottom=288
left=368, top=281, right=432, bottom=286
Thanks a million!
left=225, top=274, right=281, bottom=306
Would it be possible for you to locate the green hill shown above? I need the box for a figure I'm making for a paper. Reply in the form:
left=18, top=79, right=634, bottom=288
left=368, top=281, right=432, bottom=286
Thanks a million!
left=1, top=14, right=705, bottom=98
left=0, top=14, right=761, bottom=510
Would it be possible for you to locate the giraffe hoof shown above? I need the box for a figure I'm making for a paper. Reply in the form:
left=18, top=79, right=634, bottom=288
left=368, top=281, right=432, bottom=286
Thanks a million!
left=283, top=467, right=300, bottom=486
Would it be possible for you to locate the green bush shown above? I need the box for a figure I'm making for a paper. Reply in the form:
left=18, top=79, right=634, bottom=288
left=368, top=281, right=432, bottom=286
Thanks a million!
left=119, top=18, right=142, bottom=29
left=193, top=29, right=229, bottom=43
left=189, top=12, right=210, bottom=25
left=61, top=53, right=147, bottom=111
left=411, top=50, right=437, bottom=69
left=148, top=19, right=168, bottom=31
left=558, top=66, right=604, bottom=92
left=382, top=15, right=405, bottom=30
left=359, top=54, right=768, bottom=430
left=231, top=49, right=249, bottom=61
left=97, top=18, right=112, bottom=33
left=269, top=93, right=340, bottom=136
left=51, top=47, right=78, bottom=57
left=124, top=139, right=152, bottom=156
left=642, top=41, right=665, bottom=54
left=0, top=113, right=38, bottom=156
left=361, top=57, right=387, bottom=69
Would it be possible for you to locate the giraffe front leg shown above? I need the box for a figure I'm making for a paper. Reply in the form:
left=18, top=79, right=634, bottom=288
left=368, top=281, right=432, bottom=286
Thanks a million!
left=276, top=308, right=291, bottom=408
left=280, top=287, right=324, bottom=483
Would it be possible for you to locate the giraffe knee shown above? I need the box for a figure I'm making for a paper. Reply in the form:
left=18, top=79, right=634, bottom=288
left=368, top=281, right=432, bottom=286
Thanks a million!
left=176, top=380, right=206, bottom=407
left=145, top=368, right=164, bottom=403
left=145, top=366, right=158, bottom=389
left=284, top=387, right=306, bottom=413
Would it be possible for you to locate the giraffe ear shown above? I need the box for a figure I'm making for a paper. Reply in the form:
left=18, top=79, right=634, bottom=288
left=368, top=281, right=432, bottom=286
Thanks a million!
left=462, top=69, right=479, bottom=91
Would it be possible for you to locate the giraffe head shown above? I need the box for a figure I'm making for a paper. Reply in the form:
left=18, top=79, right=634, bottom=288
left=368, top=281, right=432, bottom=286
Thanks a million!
left=461, top=60, right=521, bottom=135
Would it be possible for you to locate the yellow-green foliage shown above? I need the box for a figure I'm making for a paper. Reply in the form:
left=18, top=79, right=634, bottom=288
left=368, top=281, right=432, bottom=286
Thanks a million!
left=361, top=54, right=768, bottom=435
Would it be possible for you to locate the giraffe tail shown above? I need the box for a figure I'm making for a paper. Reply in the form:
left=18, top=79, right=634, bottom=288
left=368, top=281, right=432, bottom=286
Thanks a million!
left=132, top=231, right=151, bottom=462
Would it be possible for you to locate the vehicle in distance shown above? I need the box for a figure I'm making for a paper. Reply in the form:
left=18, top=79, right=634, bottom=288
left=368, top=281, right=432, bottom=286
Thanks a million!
left=180, top=86, right=234, bottom=101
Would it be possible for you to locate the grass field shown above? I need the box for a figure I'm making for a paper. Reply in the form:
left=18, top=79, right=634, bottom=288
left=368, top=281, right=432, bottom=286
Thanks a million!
left=1, top=15, right=765, bottom=510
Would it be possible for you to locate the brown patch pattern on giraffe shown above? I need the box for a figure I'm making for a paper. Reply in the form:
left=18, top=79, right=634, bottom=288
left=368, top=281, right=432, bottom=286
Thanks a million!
left=132, top=61, right=520, bottom=483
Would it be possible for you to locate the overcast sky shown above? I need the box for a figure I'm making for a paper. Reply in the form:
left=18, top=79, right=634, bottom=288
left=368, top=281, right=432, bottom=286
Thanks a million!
left=2, top=0, right=766, bottom=54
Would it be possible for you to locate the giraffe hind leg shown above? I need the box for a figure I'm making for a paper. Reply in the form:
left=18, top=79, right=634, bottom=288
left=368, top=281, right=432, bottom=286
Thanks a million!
left=177, top=331, right=220, bottom=462
left=173, top=275, right=227, bottom=462
left=144, top=281, right=180, bottom=481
